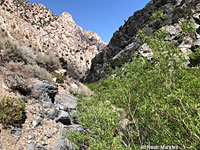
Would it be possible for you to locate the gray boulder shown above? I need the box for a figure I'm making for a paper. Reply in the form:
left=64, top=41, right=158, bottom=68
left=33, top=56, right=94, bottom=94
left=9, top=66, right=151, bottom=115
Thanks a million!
left=33, top=80, right=58, bottom=103
left=55, top=94, right=78, bottom=110
left=45, top=108, right=59, bottom=120
left=55, top=110, right=71, bottom=125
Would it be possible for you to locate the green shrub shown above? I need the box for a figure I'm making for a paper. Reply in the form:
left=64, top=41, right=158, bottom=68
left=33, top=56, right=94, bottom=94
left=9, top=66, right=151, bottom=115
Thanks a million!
left=180, top=19, right=195, bottom=37
left=68, top=101, right=127, bottom=150
left=5, top=73, right=32, bottom=95
left=0, top=96, right=26, bottom=126
left=189, top=46, right=200, bottom=60
left=151, top=10, right=167, bottom=21
left=52, top=72, right=64, bottom=84
left=69, top=29, right=200, bottom=149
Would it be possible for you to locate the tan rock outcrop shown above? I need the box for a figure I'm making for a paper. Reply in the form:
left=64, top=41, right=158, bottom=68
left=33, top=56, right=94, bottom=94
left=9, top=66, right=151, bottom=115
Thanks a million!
left=0, top=0, right=107, bottom=79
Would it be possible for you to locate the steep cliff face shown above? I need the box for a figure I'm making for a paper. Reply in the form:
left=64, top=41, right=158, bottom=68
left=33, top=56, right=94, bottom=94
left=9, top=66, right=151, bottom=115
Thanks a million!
left=0, top=0, right=106, bottom=79
left=85, top=0, right=200, bottom=82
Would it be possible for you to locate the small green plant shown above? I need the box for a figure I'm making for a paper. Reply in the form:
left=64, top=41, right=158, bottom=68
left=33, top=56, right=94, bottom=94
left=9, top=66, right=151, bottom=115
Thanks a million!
left=151, top=10, right=167, bottom=21
left=189, top=46, right=200, bottom=60
left=52, top=72, right=64, bottom=84
left=189, top=46, right=200, bottom=66
left=177, top=33, right=184, bottom=44
left=180, top=19, right=195, bottom=37
left=0, top=96, right=26, bottom=126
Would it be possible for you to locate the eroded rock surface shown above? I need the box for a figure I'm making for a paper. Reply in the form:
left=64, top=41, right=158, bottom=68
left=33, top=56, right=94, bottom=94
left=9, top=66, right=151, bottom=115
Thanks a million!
left=0, top=0, right=107, bottom=79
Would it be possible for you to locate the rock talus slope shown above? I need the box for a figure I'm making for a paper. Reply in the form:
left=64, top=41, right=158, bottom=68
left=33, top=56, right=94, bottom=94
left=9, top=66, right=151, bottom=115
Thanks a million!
left=0, top=0, right=107, bottom=79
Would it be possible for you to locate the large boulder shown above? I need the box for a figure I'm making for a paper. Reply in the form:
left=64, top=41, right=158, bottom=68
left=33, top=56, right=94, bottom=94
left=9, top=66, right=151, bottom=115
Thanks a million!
left=55, top=94, right=78, bottom=110
left=32, top=80, right=58, bottom=103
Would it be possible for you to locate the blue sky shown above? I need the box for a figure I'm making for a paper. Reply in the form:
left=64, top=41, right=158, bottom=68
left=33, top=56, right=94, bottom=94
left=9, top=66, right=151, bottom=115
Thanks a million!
left=27, top=0, right=150, bottom=43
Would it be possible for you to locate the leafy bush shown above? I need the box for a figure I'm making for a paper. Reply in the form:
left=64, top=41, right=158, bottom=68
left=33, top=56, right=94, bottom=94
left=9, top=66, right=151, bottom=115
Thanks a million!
left=151, top=10, right=167, bottom=21
left=69, top=30, right=200, bottom=149
left=180, top=19, right=195, bottom=37
left=0, top=96, right=26, bottom=126
left=5, top=73, right=32, bottom=95
left=68, top=101, right=126, bottom=150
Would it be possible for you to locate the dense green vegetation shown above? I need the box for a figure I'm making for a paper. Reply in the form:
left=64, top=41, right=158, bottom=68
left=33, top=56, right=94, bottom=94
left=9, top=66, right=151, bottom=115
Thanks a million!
left=180, top=19, right=195, bottom=37
left=0, top=96, right=26, bottom=126
left=68, top=20, right=200, bottom=149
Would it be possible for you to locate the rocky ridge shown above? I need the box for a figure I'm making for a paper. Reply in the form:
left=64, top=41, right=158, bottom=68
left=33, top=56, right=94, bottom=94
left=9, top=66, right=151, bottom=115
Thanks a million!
left=0, top=0, right=106, bottom=79
left=85, top=0, right=200, bottom=82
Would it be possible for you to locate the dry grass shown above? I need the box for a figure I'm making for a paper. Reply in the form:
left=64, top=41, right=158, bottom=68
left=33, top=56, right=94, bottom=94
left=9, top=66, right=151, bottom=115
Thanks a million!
left=36, top=52, right=61, bottom=72
left=4, top=73, right=32, bottom=95
left=6, top=61, right=53, bottom=82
